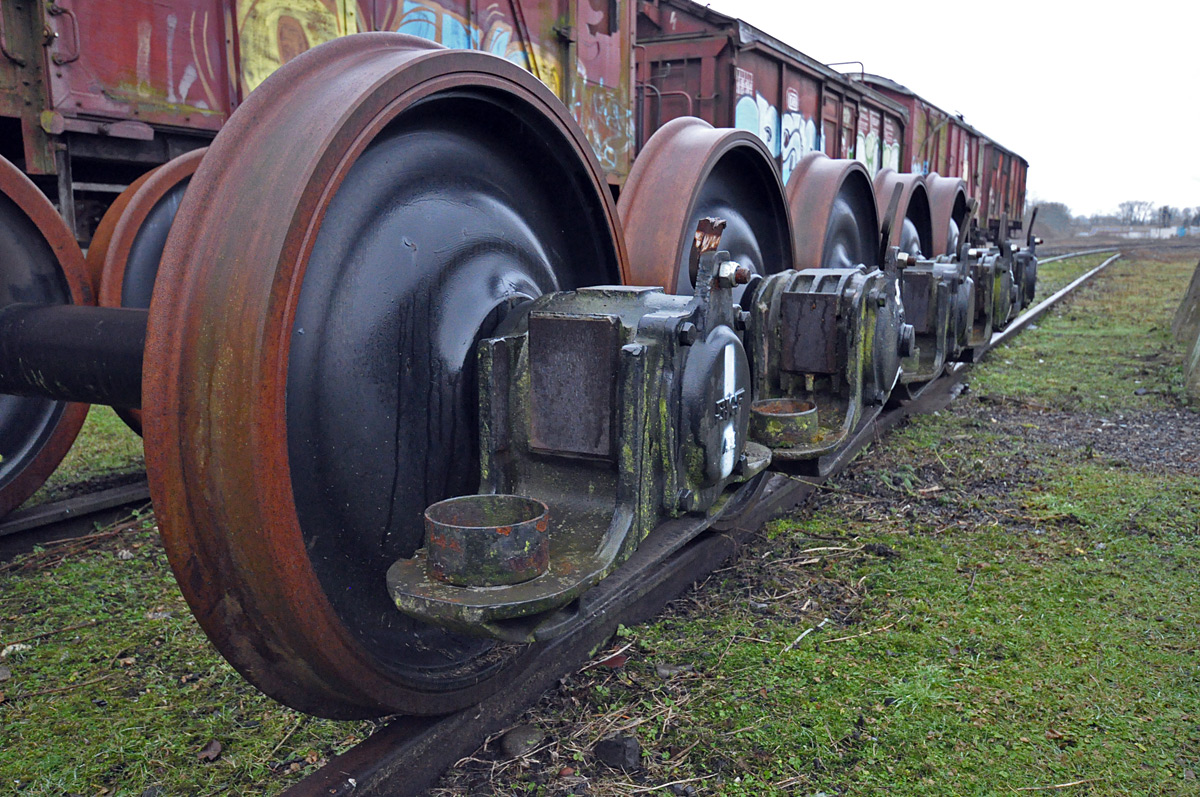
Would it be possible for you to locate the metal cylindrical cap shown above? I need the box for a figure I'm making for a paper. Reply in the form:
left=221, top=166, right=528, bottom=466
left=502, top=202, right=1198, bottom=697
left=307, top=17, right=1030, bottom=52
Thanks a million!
left=425, top=494, right=550, bottom=587
left=749, top=398, right=819, bottom=448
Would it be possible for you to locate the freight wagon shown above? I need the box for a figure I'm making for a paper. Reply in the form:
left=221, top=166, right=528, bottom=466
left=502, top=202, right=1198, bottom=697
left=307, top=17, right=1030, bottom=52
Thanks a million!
left=635, top=0, right=907, bottom=187
left=0, top=0, right=638, bottom=242
left=855, top=72, right=1029, bottom=239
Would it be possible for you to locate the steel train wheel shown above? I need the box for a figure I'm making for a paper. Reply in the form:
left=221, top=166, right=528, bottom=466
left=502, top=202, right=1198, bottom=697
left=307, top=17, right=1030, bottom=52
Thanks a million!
left=925, top=173, right=969, bottom=257
left=786, top=153, right=879, bottom=269
left=143, top=34, right=628, bottom=718
left=86, top=148, right=205, bottom=435
left=874, top=169, right=933, bottom=257
left=0, top=158, right=92, bottom=519
left=619, top=117, right=792, bottom=293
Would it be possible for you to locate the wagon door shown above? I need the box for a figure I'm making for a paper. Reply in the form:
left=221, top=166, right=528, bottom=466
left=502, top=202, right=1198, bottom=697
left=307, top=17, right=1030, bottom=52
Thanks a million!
left=821, top=91, right=839, bottom=157
left=43, top=0, right=233, bottom=131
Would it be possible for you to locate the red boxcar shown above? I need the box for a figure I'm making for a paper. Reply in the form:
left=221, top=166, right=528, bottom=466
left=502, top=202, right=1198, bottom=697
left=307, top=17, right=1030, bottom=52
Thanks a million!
left=0, top=0, right=1026, bottom=241
left=635, top=0, right=908, bottom=187
left=0, top=0, right=636, bottom=240
left=856, top=74, right=1028, bottom=234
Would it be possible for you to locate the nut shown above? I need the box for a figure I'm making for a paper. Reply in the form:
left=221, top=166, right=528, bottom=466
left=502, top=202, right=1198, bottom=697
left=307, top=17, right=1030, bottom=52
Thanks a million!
left=716, top=260, right=751, bottom=288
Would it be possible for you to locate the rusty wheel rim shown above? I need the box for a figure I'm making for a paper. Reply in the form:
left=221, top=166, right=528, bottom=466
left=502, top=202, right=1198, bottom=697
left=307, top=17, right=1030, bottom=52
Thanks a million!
left=874, top=169, right=932, bottom=257
left=925, top=173, right=969, bottom=257
left=144, top=34, right=627, bottom=718
left=88, top=148, right=205, bottom=436
left=786, top=152, right=879, bottom=269
left=0, top=157, right=92, bottom=518
left=619, top=117, right=792, bottom=294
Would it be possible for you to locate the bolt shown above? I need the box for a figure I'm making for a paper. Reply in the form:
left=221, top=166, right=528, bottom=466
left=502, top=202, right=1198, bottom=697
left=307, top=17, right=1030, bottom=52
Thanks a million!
left=872, top=290, right=887, bottom=308
left=677, top=322, right=699, bottom=346
left=734, top=308, right=748, bottom=331
left=896, top=252, right=916, bottom=267
left=734, top=265, right=752, bottom=284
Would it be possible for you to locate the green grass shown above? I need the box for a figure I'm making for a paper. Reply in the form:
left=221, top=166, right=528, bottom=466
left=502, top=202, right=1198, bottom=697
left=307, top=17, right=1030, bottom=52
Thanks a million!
left=3, top=251, right=1198, bottom=795
left=975, top=255, right=1191, bottom=413
left=593, top=462, right=1199, bottom=795
left=1031, top=251, right=1116, bottom=297
left=26, top=406, right=145, bottom=506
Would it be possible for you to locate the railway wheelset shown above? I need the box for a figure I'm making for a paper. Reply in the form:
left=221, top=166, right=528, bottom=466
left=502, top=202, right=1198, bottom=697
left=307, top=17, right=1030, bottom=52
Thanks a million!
left=0, top=35, right=1039, bottom=720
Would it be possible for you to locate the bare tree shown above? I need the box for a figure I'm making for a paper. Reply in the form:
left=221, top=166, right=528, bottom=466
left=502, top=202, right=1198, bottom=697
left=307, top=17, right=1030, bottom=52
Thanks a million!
left=1119, top=200, right=1155, bottom=226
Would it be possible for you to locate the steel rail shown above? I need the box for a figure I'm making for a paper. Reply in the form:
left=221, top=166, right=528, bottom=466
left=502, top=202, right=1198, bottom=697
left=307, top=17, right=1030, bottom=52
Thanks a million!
left=280, top=252, right=1123, bottom=797
left=1036, top=247, right=1117, bottom=264
left=0, top=478, right=150, bottom=561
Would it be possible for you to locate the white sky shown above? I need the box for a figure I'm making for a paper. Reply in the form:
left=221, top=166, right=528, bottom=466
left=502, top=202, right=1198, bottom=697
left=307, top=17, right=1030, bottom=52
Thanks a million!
left=702, top=0, right=1199, bottom=218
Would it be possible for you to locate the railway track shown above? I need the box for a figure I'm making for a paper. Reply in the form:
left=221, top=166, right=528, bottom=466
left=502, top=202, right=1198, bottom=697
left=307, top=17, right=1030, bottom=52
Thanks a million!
left=0, top=247, right=1122, bottom=792
left=271, top=251, right=1123, bottom=797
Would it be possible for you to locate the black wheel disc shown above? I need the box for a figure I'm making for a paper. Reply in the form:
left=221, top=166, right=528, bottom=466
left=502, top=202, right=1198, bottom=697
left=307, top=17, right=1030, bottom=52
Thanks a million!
left=286, top=89, right=623, bottom=687
left=675, top=150, right=792, bottom=295
left=0, top=194, right=69, bottom=495
left=120, top=179, right=190, bottom=308
left=0, top=163, right=91, bottom=519
left=822, top=189, right=879, bottom=269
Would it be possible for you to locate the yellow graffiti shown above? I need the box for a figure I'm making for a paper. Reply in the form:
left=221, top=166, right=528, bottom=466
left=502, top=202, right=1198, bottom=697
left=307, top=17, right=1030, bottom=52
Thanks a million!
left=381, top=1, right=563, bottom=98
left=237, top=0, right=359, bottom=95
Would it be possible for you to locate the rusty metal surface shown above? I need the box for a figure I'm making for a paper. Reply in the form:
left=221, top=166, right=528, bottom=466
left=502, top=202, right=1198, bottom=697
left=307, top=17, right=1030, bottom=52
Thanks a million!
left=143, top=34, right=628, bottom=719
left=780, top=291, right=838, bottom=373
left=873, top=168, right=932, bottom=255
left=529, top=313, right=621, bottom=458
left=3, top=1, right=635, bottom=186
left=749, top=397, right=817, bottom=448
left=86, top=147, right=204, bottom=435
left=291, top=270, right=1094, bottom=791
left=391, top=248, right=766, bottom=640
left=425, top=494, right=551, bottom=587
left=901, top=269, right=935, bottom=335
left=0, top=156, right=92, bottom=519
left=856, top=75, right=1028, bottom=237
left=925, top=173, right=968, bottom=257
left=785, top=152, right=878, bottom=269
left=618, top=116, right=792, bottom=292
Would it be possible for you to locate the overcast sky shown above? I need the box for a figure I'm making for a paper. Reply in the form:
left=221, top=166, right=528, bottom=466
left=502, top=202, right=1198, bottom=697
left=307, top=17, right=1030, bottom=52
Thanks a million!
left=702, top=0, right=1198, bottom=218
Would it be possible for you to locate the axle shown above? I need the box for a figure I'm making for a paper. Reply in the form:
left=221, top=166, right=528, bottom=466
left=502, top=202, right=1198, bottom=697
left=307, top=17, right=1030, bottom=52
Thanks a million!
left=0, top=304, right=146, bottom=408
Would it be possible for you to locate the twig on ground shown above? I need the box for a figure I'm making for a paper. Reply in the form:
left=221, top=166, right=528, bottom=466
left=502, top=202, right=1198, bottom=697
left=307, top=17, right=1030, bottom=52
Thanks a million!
left=782, top=618, right=829, bottom=653
left=625, top=774, right=717, bottom=794
left=579, top=642, right=634, bottom=672
left=824, top=617, right=904, bottom=644
left=266, top=714, right=306, bottom=761
left=1012, top=777, right=1103, bottom=791
left=3, top=619, right=99, bottom=648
